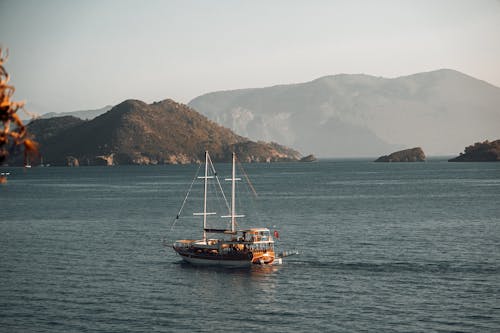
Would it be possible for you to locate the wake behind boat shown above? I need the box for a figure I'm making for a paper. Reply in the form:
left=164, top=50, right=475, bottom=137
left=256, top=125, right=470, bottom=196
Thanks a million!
left=172, top=151, right=282, bottom=267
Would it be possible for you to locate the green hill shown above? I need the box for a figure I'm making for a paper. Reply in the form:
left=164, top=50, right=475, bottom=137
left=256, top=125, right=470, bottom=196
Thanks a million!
left=20, top=99, right=302, bottom=166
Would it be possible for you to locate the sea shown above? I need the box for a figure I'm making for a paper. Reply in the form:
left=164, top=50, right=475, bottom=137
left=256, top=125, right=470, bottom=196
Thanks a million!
left=1, top=159, right=499, bottom=332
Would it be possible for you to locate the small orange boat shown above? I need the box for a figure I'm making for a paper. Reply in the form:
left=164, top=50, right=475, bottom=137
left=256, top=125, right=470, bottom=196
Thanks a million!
left=172, top=152, right=280, bottom=267
left=0, top=172, right=9, bottom=184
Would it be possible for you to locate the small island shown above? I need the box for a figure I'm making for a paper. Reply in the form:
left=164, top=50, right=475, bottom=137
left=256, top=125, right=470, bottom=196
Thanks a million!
left=448, top=140, right=500, bottom=162
left=374, top=147, right=425, bottom=162
left=299, top=154, right=317, bottom=162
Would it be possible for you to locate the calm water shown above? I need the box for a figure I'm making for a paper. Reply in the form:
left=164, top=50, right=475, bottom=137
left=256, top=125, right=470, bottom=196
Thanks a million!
left=1, top=160, right=499, bottom=332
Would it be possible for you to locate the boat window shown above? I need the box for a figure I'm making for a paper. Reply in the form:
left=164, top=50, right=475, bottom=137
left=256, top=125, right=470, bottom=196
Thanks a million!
left=249, top=243, right=274, bottom=251
left=259, top=231, right=269, bottom=241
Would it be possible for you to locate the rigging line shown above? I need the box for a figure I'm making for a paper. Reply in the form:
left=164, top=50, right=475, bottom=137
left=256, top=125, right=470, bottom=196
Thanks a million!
left=232, top=180, right=242, bottom=230
left=211, top=173, right=229, bottom=229
left=169, top=163, right=202, bottom=232
left=207, top=153, right=231, bottom=212
left=238, top=161, right=266, bottom=228
left=242, top=171, right=260, bottom=226
left=238, top=160, right=258, bottom=197
left=209, top=173, right=224, bottom=226
left=212, top=179, right=230, bottom=230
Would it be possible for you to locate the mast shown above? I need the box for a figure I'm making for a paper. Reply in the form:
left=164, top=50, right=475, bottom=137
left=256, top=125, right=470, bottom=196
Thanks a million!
left=223, top=152, right=244, bottom=232
left=193, top=151, right=215, bottom=243
left=203, top=151, right=209, bottom=240
left=231, top=152, right=236, bottom=232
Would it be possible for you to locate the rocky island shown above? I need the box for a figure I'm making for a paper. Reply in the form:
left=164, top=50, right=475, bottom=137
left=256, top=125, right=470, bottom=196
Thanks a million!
left=448, top=140, right=500, bottom=162
left=299, top=154, right=317, bottom=162
left=17, top=99, right=305, bottom=166
left=374, top=147, right=426, bottom=162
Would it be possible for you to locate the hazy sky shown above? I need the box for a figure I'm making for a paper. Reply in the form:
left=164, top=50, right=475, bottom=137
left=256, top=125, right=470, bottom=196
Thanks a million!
left=1, top=0, right=499, bottom=114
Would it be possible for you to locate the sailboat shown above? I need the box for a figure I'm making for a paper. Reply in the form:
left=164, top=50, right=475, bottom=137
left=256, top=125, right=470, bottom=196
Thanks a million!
left=172, top=151, right=280, bottom=267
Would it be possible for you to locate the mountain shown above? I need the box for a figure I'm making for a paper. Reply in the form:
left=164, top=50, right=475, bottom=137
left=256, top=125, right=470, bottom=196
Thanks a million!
left=26, top=116, right=85, bottom=142
left=40, top=105, right=113, bottom=120
left=449, top=140, right=500, bottom=162
left=374, top=147, right=425, bottom=162
left=22, top=105, right=113, bottom=122
left=188, top=69, right=500, bottom=157
left=20, top=99, right=302, bottom=166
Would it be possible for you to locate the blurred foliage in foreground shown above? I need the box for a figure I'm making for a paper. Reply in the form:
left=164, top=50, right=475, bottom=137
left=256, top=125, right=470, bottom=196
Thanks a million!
left=0, top=47, right=37, bottom=165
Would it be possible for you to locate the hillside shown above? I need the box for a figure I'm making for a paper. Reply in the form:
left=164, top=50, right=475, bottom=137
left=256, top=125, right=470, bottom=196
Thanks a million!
left=40, top=105, right=113, bottom=120
left=20, top=99, right=302, bottom=166
left=26, top=116, right=85, bottom=142
left=22, top=105, right=113, bottom=122
left=189, top=69, right=500, bottom=157
left=449, top=140, right=500, bottom=162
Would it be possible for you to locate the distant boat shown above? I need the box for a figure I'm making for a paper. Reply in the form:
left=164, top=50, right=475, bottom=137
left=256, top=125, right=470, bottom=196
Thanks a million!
left=40, top=156, right=50, bottom=167
left=0, top=172, right=10, bottom=184
left=172, top=151, right=283, bottom=267
left=24, top=156, right=32, bottom=168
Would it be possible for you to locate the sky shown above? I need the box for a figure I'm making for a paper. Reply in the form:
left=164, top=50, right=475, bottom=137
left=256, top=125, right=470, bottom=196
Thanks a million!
left=1, top=0, right=500, bottom=114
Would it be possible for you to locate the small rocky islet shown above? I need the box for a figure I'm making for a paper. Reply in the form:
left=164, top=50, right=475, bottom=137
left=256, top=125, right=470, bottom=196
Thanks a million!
left=374, top=147, right=426, bottom=162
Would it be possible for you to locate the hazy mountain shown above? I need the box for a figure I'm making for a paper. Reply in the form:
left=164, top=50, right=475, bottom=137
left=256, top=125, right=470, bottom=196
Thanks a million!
left=189, top=69, right=500, bottom=157
left=20, top=99, right=302, bottom=166
left=39, top=105, right=113, bottom=120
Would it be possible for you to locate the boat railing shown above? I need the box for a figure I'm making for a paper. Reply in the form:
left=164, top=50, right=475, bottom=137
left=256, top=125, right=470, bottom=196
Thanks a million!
left=173, top=240, right=196, bottom=248
left=248, top=242, right=274, bottom=251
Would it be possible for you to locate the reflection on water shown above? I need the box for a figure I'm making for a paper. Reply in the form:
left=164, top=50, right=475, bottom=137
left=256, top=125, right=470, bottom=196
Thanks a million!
left=176, top=262, right=279, bottom=303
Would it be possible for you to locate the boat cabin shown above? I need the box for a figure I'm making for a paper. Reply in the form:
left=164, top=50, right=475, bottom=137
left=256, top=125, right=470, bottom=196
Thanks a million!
left=241, top=228, right=273, bottom=243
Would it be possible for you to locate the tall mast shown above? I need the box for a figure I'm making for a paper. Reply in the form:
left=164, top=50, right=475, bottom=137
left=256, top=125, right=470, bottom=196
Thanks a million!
left=203, top=151, right=209, bottom=241
left=222, top=152, right=244, bottom=231
left=193, top=151, right=215, bottom=243
left=231, top=152, right=236, bottom=232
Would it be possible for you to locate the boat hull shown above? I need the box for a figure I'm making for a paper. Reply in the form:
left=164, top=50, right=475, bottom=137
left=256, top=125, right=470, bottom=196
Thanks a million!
left=177, top=252, right=253, bottom=267
left=173, top=247, right=275, bottom=267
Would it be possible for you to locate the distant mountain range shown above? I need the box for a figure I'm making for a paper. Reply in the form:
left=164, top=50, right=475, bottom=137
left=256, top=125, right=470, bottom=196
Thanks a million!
left=19, top=99, right=302, bottom=166
left=188, top=69, right=500, bottom=157
left=39, top=105, right=114, bottom=120
left=22, top=105, right=113, bottom=122
left=24, top=69, right=500, bottom=159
